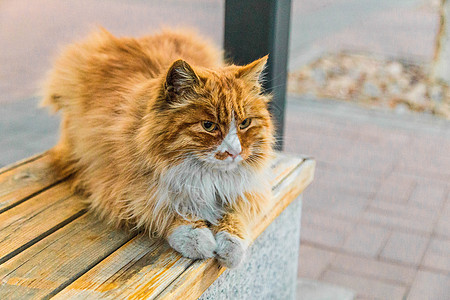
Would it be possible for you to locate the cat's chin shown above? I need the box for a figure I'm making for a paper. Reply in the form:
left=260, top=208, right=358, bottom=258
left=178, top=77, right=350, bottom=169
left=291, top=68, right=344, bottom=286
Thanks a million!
left=198, top=159, right=241, bottom=172
left=216, top=162, right=240, bottom=171
left=196, top=155, right=245, bottom=172
left=203, top=161, right=239, bottom=172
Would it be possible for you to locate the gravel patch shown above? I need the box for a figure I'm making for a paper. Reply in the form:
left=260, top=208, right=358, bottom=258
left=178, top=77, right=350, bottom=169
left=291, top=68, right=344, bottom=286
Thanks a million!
left=288, top=52, right=450, bottom=119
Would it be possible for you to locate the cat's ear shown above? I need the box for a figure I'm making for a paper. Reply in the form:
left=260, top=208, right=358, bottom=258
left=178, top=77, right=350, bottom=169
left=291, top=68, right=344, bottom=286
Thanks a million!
left=236, top=55, right=268, bottom=85
left=164, top=59, right=200, bottom=101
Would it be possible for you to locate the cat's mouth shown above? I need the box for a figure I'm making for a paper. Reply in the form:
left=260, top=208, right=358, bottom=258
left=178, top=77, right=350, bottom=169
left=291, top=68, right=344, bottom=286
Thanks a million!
left=197, top=154, right=244, bottom=171
left=217, top=160, right=241, bottom=171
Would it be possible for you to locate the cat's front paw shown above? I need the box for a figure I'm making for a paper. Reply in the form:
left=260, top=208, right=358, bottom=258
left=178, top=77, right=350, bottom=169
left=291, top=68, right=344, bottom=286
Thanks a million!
left=214, top=231, right=248, bottom=268
left=168, top=225, right=217, bottom=259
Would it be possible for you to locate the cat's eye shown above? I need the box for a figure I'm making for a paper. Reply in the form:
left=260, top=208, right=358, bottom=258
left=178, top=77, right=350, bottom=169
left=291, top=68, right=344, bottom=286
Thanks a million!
left=202, top=121, right=217, bottom=132
left=239, top=118, right=251, bottom=129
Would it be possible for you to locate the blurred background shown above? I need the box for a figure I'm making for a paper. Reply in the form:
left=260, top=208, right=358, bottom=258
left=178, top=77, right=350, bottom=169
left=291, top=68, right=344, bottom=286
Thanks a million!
left=1, top=0, right=449, bottom=299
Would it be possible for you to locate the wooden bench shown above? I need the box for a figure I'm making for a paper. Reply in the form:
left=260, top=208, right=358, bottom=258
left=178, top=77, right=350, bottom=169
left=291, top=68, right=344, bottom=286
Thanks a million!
left=0, top=152, right=314, bottom=299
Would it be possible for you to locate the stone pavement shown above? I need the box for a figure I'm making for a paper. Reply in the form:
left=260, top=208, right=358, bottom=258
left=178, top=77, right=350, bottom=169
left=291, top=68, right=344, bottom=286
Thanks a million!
left=0, top=0, right=224, bottom=104
left=0, top=0, right=438, bottom=104
left=289, top=0, right=439, bottom=69
left=287, top=96, right=450, bottom=299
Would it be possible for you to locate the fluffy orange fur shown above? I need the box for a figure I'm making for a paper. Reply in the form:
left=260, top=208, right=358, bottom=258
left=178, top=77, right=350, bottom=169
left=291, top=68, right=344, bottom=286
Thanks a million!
left=42, top=28, right=274, bottom=266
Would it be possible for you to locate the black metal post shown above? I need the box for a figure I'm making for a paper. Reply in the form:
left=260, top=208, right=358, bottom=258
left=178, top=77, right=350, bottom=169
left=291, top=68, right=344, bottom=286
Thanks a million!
left=224, top=0, right=291, bottom=150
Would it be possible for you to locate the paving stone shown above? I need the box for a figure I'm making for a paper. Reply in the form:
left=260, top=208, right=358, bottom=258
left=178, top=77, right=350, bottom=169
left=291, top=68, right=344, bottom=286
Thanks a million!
left=367, top=200, right=437, bottom=234
left=283, top=137, right=329, bottom=163
left=435, top=201, right=450, bottom=239
left=373, top=173, right=417, bottom=204
left=284, top=131, right=354, bottom=167
left=435, top=218, right=450, bottom=240
left=370, top=198, right=438, bottom=219
left=301, top=226, right=348, bottom=249
left=330, top=253, right=416, bottom=285
left=408, top=181, right=448, bottom=209
left=361, top=213, right=427, bottom=235
left=341, top=223, right=391, bottom=258
left=407, top=270, right=450, bottom=300
left=321, top=269, right=407, bottom=299
left=407, top=135, right=450, bottom=161
left=354, top=127, right=411, bottom=149
left=288, top=96, right=450, bottom=139
left=396, top=137, right=450, bottom=181
left=341, top=154, right=395, bottom=176
left=301, top=210, right=356, bottom=249
left=310, top=166, right=380, bottom=198
left=302, top=209, right=356, bottom=234
left=380, top=231, right=429, bottom=266
left=319, top=141, right=397, bottom=176
left=297, top=245, right=336, bottom=280
left=303, top=189, right=369, bottom=219
left=396, top=161, right=450, bottom=183
left=422, top=238, right=450, bottom=273
left=287, top=115, right=361, bottom=142
left=296, top=278, right=355, bottom=300
left=349, top=141, right=404, bottom=160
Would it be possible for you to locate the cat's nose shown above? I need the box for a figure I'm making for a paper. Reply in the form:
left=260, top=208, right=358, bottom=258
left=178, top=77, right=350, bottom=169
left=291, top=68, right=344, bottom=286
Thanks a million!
left=226, top=150, right=241, bottom=159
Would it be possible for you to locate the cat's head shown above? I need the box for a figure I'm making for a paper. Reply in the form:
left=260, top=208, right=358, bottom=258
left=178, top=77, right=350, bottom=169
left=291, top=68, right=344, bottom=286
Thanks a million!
left=152, top=56, right=274, bottom=172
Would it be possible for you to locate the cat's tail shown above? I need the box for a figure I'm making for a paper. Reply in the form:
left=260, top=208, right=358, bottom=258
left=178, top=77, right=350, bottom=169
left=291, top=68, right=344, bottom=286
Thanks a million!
left=40, top=91, right=62, bottom=112
left=40, top=42, right=82, bottom=113
left=41, top=28, right=114, bottom=113
left=40, top=52, right=81, bottom=113
left=40, top=47, right=86, bottom=113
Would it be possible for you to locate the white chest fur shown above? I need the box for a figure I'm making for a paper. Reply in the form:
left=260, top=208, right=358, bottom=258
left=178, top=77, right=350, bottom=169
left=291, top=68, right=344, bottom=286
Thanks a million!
left=156, top=157, right=266, bottom=224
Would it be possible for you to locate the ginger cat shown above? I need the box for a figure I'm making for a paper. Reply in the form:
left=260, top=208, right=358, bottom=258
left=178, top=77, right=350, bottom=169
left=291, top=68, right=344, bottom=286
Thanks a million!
left=42, top=29, right=274, bottom=268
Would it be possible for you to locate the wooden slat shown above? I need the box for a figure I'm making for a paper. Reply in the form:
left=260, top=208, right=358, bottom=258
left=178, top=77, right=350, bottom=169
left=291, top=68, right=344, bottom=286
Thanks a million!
left=0, top=182, right=85, bottom=264
left=52, top=155, right=312, bottom=299
left=269, top=153, right=304, bottom=184
left=53, top=237, right=193, bottom=300
left=270, top=153, right=302, bottom=183
left=0, top=153, right=65, bottom=212
left=0, top=153, right=43, bottom=175
left=0, top=213, right=133, bottom=299
left=0, top=153, right=313, bottom=299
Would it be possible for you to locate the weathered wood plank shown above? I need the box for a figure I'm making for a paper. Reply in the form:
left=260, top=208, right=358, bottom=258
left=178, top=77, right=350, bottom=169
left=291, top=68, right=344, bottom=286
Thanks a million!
left=0, top=182, right=85, bottom=264
left=0, top=213, right=133, bottom=299
left=270, top=153, right=306, bottom=184
left=53, top=237, right=193, bottom=300
left=0, top=153, right=313, bottom=299
left=0, top=153, right=43, bottom=175
left=52, top=155, right=311, bottom=299
left=0, top=153, right=65, bottom=213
